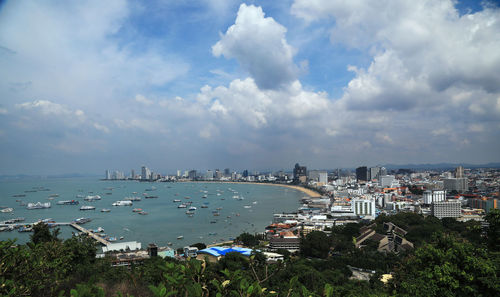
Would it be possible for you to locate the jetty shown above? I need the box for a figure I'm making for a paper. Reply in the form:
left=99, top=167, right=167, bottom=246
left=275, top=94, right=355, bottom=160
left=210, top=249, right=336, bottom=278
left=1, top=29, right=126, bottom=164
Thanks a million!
left=69, top=223, right=110, bottom=245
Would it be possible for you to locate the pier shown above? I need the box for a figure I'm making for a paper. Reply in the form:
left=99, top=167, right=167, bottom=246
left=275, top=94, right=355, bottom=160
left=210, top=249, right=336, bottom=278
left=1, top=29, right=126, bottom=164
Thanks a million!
left=69, top=223, right=110, bottom=245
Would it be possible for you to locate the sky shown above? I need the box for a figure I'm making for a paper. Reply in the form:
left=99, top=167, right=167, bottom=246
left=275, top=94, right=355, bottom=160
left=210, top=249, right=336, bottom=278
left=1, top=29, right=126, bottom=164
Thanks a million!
left=0, top=0, right=500, bottom=175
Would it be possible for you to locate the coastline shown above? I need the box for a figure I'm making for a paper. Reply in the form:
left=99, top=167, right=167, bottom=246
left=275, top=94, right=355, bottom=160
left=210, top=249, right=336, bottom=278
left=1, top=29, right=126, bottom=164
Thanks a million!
left=180, top=181, right=322, bottom=198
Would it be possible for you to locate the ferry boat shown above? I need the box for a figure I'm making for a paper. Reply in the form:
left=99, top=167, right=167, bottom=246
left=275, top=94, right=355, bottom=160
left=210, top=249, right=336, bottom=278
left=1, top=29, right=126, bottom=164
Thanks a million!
left=26, top=202, right=51, bottom=210
left=80, top=205, right=96, bottom=210
left=57, top=200, right=79, bottom=205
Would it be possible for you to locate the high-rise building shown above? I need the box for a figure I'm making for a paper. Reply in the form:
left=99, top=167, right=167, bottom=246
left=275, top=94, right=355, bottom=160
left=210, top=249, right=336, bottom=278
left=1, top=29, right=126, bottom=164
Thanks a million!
left=224, top=168, right=230, bottom=177
left=131, top=169, right=135, bottom=179
left=205, top=170, right=214, bottom=180
left=380, top=175, right=395, bottom=187
left=356, top=166, right=368, bottom=181
left=141, top=166, right=151, bottom=180
left=188, top=170, right=197, bottom=180
left=369, top=167, right=380, bottom=181
left=455, top=166, right=464, bottom=178
left=176, top=170, right=181, bottom=177
left=293, top=163, right=307, bottom=183
left=423, top=190, right=446, bottom=204
left=443, top=178, right=468, bottom=192
left=351, top=199, right=376, bottom=218
left=105, top=170, right=111, bottom=180
left=242, top=170, right=249, bottom=178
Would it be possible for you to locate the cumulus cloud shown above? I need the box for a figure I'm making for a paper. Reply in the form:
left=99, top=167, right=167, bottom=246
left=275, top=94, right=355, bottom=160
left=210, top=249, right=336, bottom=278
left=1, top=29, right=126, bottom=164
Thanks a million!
left=212, top=4, right=298, bottom=89
left=135, top=94, right=154, bottom=105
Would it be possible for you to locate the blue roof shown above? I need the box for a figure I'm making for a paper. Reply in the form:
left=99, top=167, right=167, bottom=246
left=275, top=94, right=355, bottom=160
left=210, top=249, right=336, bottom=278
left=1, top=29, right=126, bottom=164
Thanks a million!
left=198, top=246, right=253, bottom=257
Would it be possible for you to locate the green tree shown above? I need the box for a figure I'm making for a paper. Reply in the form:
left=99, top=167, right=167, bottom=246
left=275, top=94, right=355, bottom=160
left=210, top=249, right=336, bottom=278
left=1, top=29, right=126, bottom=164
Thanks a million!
left=391, top=233, right=499, bottom=296
left=30, top=222, right=61, bottom=245
left=301, top=231, right=330, bottom=259
left=485, top=209, right=500, bottom=251
left=237, top=232, right=260, bottom=247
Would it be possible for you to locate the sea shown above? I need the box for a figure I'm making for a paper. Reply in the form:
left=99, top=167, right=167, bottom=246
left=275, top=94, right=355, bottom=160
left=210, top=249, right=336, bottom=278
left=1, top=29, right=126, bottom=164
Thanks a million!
left=0, top=178, right=305, bottom=249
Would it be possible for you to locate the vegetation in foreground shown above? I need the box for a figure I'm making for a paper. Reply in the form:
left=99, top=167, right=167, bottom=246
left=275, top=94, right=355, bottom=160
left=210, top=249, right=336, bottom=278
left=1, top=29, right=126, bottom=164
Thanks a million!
left=1, top=210, right=499, bottom=296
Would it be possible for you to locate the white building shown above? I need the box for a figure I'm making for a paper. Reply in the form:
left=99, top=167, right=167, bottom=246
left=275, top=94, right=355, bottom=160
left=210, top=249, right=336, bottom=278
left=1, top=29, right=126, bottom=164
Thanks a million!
left=141, top=166, right=151, bottom=180
left=351, top=198, right=376, bottom=219
left=431, top=200, right=461, bottom=219
left=380, top=175, right=395, bottom=188
left=423, top=190, right=446, bottom=204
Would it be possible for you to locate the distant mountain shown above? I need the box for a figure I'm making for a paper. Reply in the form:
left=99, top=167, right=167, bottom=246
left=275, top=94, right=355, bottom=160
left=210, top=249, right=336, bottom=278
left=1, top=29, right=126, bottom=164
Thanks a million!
left=0, top=173, right=100, bottom=181
left=380, top=162, right=500, bottom=170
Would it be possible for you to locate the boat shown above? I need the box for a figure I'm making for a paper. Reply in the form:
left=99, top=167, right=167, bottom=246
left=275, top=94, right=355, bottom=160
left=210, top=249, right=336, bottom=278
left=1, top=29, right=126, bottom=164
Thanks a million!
left=124, top=196, right=142, bottom=201
left=244, top=205, right=252, bottom=209
left=84, top=195, right=101, bottom=201
left=120, top=236, right=124, bottom=240
left=18, top=226, right=33, bottom=232
left=12, top=194, right=26, bottom=197
left=210, top=221, right=217, bottom=224
left=144, top=186, right=157, bottom=192
left=26, top=202, right=51, bottom=210
left=73, top=217, right=91, bottom=224
left=213, top=212, right=220, bottom=216
left=101, top=208, right=111, bottom=212
left=107, top=237, right=117, bottom=242
left=252, top=201, right=257, bottom=204
left=202, top=195, right=207, bottom=198
left=233, top=195, right=239, bottom=199
left=49, top=194, right=59, bottom=197
left=188, top=206, right=197, bottom=211
left=76, top=194, right=85, bottom=198
left=200, top=205, right=208, bottom=208
left=80, top=205, right=96, bottom=210
left=177, top=204, right=187, bottom=208
left=0, top=208, right=13, bottom=213
left=132, top=208, right=143, bottom=212
left=177, top=235, right=184, bottom=240
left=57, top=200, right=79, bottom=205
left=138, top=211, right=148, bottom=215
left=184, top=196, right=190, bottom=199
left=216, top=193, right=221, bottom=196
left=112, top=200, right=133, bottom=206
left=173, top=199, right=181, bottom=202
left=144, top=195, right=158, bottom=199
left=167, top=242, right=173, bottom=246
left=93, top=227, right=104, bottom=233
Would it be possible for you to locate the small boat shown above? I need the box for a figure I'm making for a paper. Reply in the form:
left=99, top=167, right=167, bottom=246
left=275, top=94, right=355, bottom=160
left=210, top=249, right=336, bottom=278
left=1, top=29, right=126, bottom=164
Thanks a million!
left=200, top=205, right=208, bottom=208
left=49, top=194, right=59, bottom=197
left=0, top=207, right=13, bottom=213
left=178, top=204, right=187, bottom=208
left=107, top=237, right=117, bottom=242
left=184, top=196, right=190, bottom=199
left=93, top=227, right=104, bottom=233
left=244, top=205, right=251, bottom=209
left=144, top=195, right=158, bottom=199
left=167, top=242, right=173, bottom=246
left=76, top=194, right=85, bottom=198
left=80, top=206, right=96, bottom=210
left=210, top=221, right=217, bottom=224
left=213, top=213, right=220, bottom=216
left=124, top=196, right=141, bottom=201
left=145, top=186, right=157, bottom=191
left=252, top=201, right=257, bottom=204
left=132, top=208, right=143, bottom=212
left=216, top=193, right=221, bottom=196
left=120, top=236, right=124, bottom=240
left=84, top=195, right=101, bottom=201
left=57, top=200, right=79, bottom=205
left=233, top=195, right=239, bottom=199
left=12, top=194, right=26, bottom=197
left=112, top=200, right=133, bottom=206
left=202, top=195, right=207, bottom=198
left=185, top=210, right=195, bottom=215
left=73, top=217, right=91, bottom=224
left=138, top=211, right=148, bottom=215
left=101, top=208, right=111, bottom=212
left=173, top=199, right=181, bottom=202
left=177, top=235, right=183, bottom=240
left=188, top=206, right=197, bottom=211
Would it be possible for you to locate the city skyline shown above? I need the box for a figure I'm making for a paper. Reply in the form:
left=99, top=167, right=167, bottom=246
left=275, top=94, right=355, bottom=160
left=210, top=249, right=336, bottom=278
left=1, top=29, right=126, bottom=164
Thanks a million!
left=1, top=0, right=500, bottom=175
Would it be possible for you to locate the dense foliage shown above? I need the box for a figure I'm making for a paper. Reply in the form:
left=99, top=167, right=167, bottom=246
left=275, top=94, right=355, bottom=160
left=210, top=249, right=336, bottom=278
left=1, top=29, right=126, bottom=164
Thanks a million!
left=1, top=211, right=499, bottom=296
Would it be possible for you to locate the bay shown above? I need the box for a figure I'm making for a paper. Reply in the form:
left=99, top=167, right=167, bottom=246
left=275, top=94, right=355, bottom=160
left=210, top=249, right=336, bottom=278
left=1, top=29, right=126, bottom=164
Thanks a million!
left=0, top=178, right=304, bottom=248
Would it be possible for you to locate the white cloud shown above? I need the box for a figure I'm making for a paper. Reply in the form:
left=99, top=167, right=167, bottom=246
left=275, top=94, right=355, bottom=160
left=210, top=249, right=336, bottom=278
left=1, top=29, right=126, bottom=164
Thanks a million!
left=212, top=4, right=298, bottom=89
left=93, top=123, right=110, bottom=133
left=0, top=108, right=7, bottom=114
left=135, top=94, right=154, bottom=106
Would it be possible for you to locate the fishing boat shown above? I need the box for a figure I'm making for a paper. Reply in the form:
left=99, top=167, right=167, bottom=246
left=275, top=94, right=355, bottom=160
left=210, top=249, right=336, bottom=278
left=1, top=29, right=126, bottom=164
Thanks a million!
left=26, top=202, right=51, bottom=210
left=80, top=205, right=96, bottom=210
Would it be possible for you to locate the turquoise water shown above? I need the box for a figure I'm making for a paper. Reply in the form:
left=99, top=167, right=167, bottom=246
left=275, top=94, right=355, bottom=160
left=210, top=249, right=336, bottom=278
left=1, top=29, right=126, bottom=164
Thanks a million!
left=0, top=178, right=304, bottom=248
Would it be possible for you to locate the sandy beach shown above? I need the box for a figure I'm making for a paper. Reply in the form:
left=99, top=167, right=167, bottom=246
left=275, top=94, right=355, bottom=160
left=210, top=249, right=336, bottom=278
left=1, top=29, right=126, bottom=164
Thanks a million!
left=181, top=181, right=322, bottom=198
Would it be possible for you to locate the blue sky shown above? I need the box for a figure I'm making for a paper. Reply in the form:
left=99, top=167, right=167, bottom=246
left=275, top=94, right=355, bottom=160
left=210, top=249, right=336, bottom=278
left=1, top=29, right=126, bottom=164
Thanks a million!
left=1, top=0, right=500, bottom=175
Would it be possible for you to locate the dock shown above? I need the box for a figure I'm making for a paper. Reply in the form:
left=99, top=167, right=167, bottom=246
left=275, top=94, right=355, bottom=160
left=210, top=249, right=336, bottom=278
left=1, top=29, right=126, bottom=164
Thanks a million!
left=69, top=223, right=110, bottom=245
